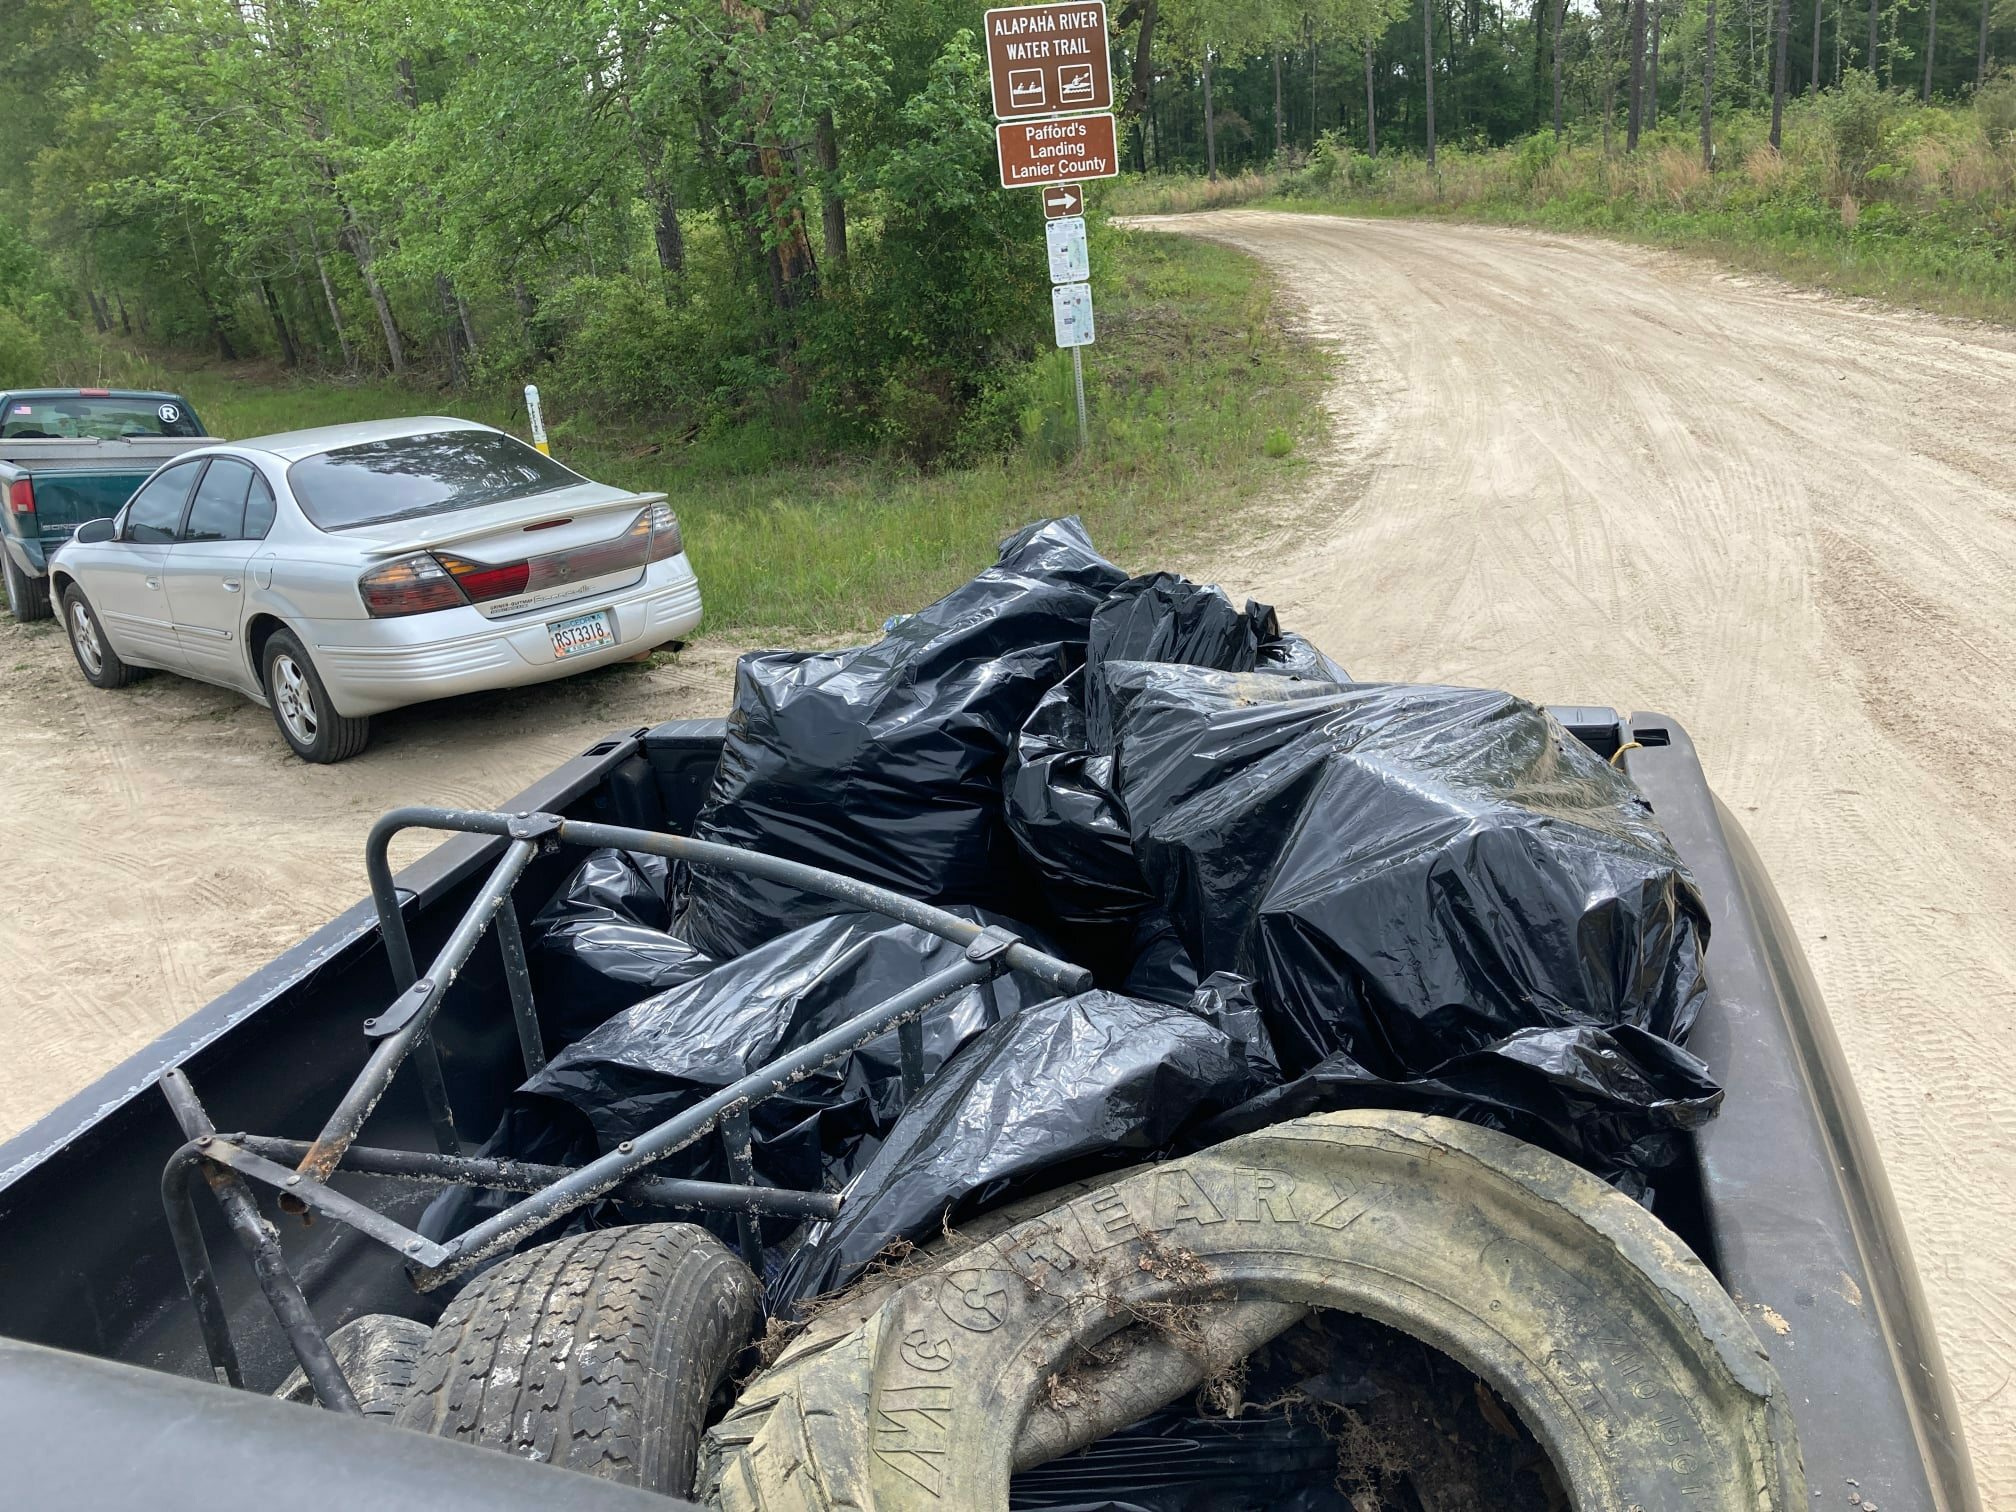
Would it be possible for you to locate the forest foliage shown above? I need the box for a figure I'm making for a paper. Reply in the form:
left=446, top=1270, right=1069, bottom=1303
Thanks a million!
left=1, top=0, right=2010, bottom=460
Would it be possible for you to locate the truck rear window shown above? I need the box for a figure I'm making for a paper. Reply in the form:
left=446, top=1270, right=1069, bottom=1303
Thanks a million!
left=287, top=429, right=585, bottom=531
left=2, top=395, right=203, bottom=439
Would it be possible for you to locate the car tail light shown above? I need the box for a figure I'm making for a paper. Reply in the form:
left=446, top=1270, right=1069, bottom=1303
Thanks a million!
left=6, top=479, right=32, bottom=516
left=78, top=388, right=110, bottom=398
left=646, top=501, right=683, bottom=562
left=359, top=555, right=466, bottom=617
left=435, top=552, right=533, bottom=604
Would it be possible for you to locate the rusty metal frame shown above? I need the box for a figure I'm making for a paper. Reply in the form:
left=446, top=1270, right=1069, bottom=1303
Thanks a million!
left=160, top=806, right=1092, bottom=1408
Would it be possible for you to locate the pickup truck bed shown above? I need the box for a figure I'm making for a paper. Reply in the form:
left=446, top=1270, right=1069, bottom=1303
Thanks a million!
left=0, top=712, right=1980, bottom=1510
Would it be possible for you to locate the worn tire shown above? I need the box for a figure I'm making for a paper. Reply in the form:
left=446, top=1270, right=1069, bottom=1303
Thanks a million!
left=394, top=1223, right=759, bottom=1497
left=60, top=586, right=140, bottom=689
left=706, top=1111, right=1806, bottom=1512
left=261, top=628, right=371, bottom=763
left=4, top=552, right=51, bottom=621
left=274, top=1312, right=430, bottom=1417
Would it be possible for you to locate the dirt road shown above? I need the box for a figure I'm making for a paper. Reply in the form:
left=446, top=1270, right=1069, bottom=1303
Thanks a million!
left=1141, top=210, right=2016, bottom=1500
left=0, top=627, right=740, bottom=1140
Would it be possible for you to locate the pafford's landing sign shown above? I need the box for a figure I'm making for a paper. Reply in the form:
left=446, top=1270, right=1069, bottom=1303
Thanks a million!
left=995, top=115, right=1120, bottom=189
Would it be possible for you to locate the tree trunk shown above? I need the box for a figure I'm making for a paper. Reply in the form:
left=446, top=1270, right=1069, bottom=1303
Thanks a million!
left=342, top=217, right=404, bottom=375
left=85, top=290, right=110, bottom=334
left=1532, top=0, right=1550, bottom=128
left=1553, top=0, right=1569, bottom=134
left=1922, top=0, right=1937, bottom=96
left=1629, top=0, right=1648, bottom=148
left=814, top=109, right=846, bottom=275
left=1366, top=43, right=1378, bottom=153
left=306, top=228, right=354, bottom=370
left=1423, top=0, right=1437, bottom=167
left=1125, top=0, right=1158, bottom=118
left=1273, top=53, right=1285, bottom=154
left=1982, top=0, right=1992, bottom=81
left=1770, top=0, right=1790, bottom=148
left=1867, top=0, right=1878, bottom=70
left=114, top=291, right=132, bottom=337
left=1651, top=2, right=1664, bottom=124
left=1811, top=0, right=1824, bottom=89
left=1702, top=0, right=1719, bottom=168
left=1308, top=19, right=1318, bottom=146
left=1203, top=51, right=1218, bottom=180
left=260, top=279, right=301, bottom=367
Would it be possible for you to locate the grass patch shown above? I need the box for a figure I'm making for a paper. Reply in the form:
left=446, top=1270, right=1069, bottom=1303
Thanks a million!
left=1139, top=87, right=2016, bottom=327
left=147, top=227, right=1326, bottom=638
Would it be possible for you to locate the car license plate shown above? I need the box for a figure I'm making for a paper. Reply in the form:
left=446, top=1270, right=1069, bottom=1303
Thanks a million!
left=548, top=609, right=616, bottom=660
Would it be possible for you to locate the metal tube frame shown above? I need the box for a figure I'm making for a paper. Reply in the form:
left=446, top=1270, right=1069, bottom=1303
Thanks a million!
left=161, top=805, right=1092, bottom=1398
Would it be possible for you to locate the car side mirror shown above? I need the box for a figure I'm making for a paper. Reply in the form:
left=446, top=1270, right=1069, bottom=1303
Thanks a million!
left=72, top=517, right=116, bottom=545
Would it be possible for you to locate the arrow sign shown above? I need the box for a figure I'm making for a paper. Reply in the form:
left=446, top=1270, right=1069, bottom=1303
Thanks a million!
left=1042, top=184, right=1084, bottom=218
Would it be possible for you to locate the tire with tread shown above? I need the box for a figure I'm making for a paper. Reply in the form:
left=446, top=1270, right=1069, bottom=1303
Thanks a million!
left=261, top=627, right=371, bottom=762
left=274, top=1312, right=430, bottom=1417
left=4, top=552, right=51, bottom=621
left=706, top=1111, right=1806, bottom=1512
left=394, top=1222, right=758, bottom=1497
left=60, top=586, right=140, bottom=688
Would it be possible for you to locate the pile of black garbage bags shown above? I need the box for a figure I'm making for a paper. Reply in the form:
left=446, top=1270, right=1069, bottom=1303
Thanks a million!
left=435, top=518, right=1721, bottom=1313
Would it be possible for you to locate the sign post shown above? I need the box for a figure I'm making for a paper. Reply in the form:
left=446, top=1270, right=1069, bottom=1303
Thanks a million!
left=986, top=1, right=1114, bottom=455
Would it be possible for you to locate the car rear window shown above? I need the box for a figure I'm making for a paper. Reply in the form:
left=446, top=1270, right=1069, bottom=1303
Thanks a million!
left=287, top=429, right=584, bottom=531
left=1, top=395, right=203, bottom=439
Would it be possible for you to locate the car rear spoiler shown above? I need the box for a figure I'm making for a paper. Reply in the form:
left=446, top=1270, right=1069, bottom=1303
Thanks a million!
left=355, top=491, right=671, bottom=559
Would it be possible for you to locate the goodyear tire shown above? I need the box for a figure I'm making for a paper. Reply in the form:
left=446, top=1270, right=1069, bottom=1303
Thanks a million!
left=274, top=1312, right=430, bottom=1417
left=395, top=1223, right=759, bottom=1497
left=705, top=1112, right=1804, bottom=1511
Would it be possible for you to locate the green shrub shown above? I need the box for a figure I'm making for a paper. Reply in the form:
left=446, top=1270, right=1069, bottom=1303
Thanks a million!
left=1826, top=71, right=1893, bottom=190
left=1979, top=77, right=2016, bottom=148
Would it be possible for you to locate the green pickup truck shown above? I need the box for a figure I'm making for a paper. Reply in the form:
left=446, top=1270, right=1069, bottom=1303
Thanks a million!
left=1, top=388, right=211, bottom=620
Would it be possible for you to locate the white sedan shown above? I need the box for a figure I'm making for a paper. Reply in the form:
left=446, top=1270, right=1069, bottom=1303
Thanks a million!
left=48, top=417, right=703, bottom=761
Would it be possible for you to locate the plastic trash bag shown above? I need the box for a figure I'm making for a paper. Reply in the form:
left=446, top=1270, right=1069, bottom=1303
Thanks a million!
left=522, top=906, right=1062, bottom=1201
left=1005, top=575, right=1345, bottom=935
left=1110, top=667, right=1711, bottom=1081
left=528, top=849, right=714, bottom=1045
left=1253, top=630, right=1350, bottom=684
left=1204, top=1023, right=1721, bottom=1200
left=672, top=517, right=1127, bottom=959
left=1009, top=1406, right=1347, bottom=1511
left=769, top=990, right=1254, bottom=1309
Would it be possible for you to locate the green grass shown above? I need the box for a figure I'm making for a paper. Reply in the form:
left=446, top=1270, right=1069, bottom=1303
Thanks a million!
left=145, top=228, right=1326, bottom=637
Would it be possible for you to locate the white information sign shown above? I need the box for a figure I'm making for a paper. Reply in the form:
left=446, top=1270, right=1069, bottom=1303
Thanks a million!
left=1052, top=281, right=1095, bottom=348
left=1045, top=216, right=1089, bottom=284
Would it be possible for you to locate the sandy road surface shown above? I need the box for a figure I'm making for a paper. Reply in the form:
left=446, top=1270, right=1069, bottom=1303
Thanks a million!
left=1140, top=210, right=2016, bottom=1498
left=0, top=629, right=740, bottom=1140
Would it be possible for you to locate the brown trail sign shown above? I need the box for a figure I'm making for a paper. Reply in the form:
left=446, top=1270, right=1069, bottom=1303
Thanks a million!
left=995, top=115, right=1120, bottom=188
left=985, top=4, right=1113, bottom=118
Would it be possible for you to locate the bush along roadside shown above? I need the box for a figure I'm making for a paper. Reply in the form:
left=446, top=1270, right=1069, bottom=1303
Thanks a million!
left=146, top=226, right=1330, bottom=639
left=1103, top=77, right=2016, bottom=327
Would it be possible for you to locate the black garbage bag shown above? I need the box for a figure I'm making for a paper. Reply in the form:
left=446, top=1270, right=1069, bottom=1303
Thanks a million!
left=1110, top=667, right=1711, bottom=1080
left=1253, top=630, right=1351, bottom=683
left=1007, top=574, right=1342, bottom=935
left=522, top=906, right=1062, bottom=1202
left=528, top=848, right=714, bottom=1045
left=1009, top=1405, right=1347, bottom=1511
left=1204, top=1023, right=1722, bottom=1200
left=1116, top=909, right=1200, bottom=1005
left=672, top=517, right=1127, bottom=959
left=769, top=990, right=1254, bottom=1309
left=1003, top=671, right=1151, bottom=931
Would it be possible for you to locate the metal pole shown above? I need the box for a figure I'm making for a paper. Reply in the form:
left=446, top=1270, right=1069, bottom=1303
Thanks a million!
left=1071, top=345, right=1088, bottom=453
left=158, top=1071, right=361, bottom=1414
left=421, top=955, right=996, bottom=1285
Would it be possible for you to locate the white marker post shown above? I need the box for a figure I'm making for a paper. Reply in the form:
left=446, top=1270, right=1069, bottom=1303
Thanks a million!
left=524, top=384, right=549, bottom=456
left=1050, top=282, right=1095, bottom=452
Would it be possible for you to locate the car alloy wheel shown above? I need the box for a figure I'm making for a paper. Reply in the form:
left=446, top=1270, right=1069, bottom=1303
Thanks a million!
left=69, top=599, right=104, bottom=677
left=271, top=652, right=319, bottom=746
